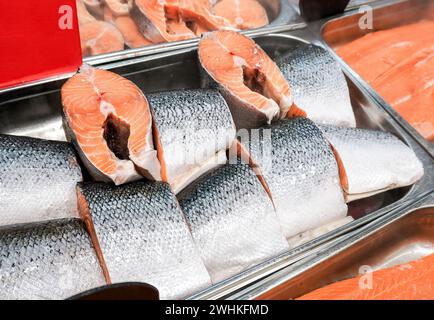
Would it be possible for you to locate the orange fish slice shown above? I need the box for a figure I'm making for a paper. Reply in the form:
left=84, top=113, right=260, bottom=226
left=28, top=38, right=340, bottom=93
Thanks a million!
left=104, top=6, right=153, bottom=48
left=76, top=0, right=97, bottom=26
left=198, top=30, right=295, bottom=129
left=213, top=0, right=269, bottom=30
left=131, top=0, right=196, bottom=43
left=298, top=253, right=434, bottom=300
left=79, top=21, right=125, bottom=57
left=61, top=65, right=160, bottom=185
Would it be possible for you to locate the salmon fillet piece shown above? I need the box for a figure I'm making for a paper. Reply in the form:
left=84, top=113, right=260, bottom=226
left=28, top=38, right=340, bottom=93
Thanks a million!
left=104, top=6, right=153, bottom=48
left=61, top=65, right=160, bottom=185
left=79, top=21, right=125, bottom=57
left=298, top=253, right=434, bottom=300
left=76, top=0, right=97, bottom=26
left=213, top=0, right=269, bottom=30
left=198, top=30, right=294, bottom=129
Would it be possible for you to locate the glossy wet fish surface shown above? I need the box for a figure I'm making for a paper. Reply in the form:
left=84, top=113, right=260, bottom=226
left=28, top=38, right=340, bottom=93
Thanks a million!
left=77, top=181, right=211, bottom=299
left=319, top=125, right=424, bottom=200
left=148, top=89, right=235, bottom=193
left=239, top=118, right=348, bottom=239
left=178, top=163, right=289, bottom=283
left=0, top=219, right=106, bottom=300
left=277, top=44, right=356, bottom=127
left=0, top=134, right=82, bottom=227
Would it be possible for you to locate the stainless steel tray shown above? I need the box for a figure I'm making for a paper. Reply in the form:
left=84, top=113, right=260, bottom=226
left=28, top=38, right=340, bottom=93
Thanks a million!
left=308, top=0, right=434, bottom=158
left=231, top=192, right=434, bottom=299
left=80, top=0, right=305, bottom=65
left=0, top=32, right=432, bottom=300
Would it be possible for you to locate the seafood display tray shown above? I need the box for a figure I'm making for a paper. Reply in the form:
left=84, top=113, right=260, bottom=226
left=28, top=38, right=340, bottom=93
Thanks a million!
left=311, top=0, right=434, bottom=158
left=1, top=30, right=432, bottom=300
left=81, top=0, right=306, bottom=67
left=231, top=194, right=434, bottom=299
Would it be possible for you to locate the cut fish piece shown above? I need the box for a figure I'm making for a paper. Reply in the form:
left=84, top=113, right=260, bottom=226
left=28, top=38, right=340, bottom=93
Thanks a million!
left=0, top=134, right=82, bottom=226
left=298, top=253, right=434, bottom=300
left=82, top=0, right=105, bottom=19
left=131, top=0, right=196, bottom=43
left=148, top=89, right=236, bottom=193
left=79, top=21, right=125, bottom=57
left=277, top=44, right=356, bottom=127
left=77, top=181, right=211, bottom=299
left=239, top=118, right=348, bottom=239
left=104, top=6, right=153, bottom=48
left=105, top=0, right=132, bottom=16
left=165, top=0, right=231, bottom=30
left=61, top=65, right=160, bottom=185
left=319, top=125, right=424, bottom=202
left=76, top=0, right=97, bottom=26
left=213, top=0, right=269, bottom=30
left=0, top=219, right=106, bottom=300
left=198, top=30, right=295, bottom=129
left=178, top=163, right=289, bottom=283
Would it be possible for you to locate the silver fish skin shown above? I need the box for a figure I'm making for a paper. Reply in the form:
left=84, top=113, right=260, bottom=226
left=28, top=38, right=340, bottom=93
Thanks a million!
left=0, top=134, right=82, bottom=227
left=0, top=219, right=106, bottom=300
left=239, top=118, right=348, bottom=239
left=148, top=89, right=236, bottom=193
left=178, top=163, right=289, bottom=284
left=319, top=125, right=424, bottom=202
left=77, top=181, right=211, bottom=299
left=277, top=44, right=356, bottom=128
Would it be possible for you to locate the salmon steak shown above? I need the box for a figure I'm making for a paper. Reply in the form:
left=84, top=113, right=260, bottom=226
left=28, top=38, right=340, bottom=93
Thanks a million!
left=277, top=44, right=356, bottom=127
left=298, top=253, right=434, bottom=300
left=61, top=65, right=160, bottom=185
left=148, top=89, right=236, bottom=193
left=0, top=220, right=105, bottom=300
left=199, top=30, right=295, bottom=129
left=0, top=134, right=83, bottom=227
left=319, top=125, right=424, bottom=202
left=178, top=163, right=289, bottom=283
left=238, top=118, right=348, bottom=239
left=79, top=20, right=125, bottom=57
left=103, top=6, right=153, bottom=49
left=77, top=181, right=211, bottom=299
left=131, top=0, right=196, bottom=43
left=213, top=0, right=269, bottom=30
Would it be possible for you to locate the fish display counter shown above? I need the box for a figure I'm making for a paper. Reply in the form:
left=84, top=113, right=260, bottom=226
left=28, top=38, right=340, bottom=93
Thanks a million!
left=0, top=19, right=433, bottom=300
left=317, top=0, right=434, bottom=157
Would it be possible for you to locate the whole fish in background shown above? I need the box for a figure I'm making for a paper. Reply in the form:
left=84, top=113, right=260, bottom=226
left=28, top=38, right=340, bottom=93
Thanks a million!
left=277, top=44, right=356, bottom=127
left=148, top=89, right=236, bottom=193
left=61, top=65, right=160, bottom=185
left=212, top=0, right=269, bottom=30
left=0, top=134, right=82, bottom=226
left=319, top=125, right=424, bottom=202
left=199, top=30, right=297, bottom=129
left=238, top=118, right=348, bottom=239
left=298, top=253, right=434, bottom=300
left=0, top=219, right=106, bottom=300
left=178, top=163, right=289, bottom=283
left=77, top=182, right=211, bottom=299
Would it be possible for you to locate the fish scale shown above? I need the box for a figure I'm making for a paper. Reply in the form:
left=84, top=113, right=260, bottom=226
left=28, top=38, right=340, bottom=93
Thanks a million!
left=0, top=134, right=82, bottom=227
left=148, top=89, right=236, bottom=193
left=77, top=181, right=211, bottom=299
left=239, top=118, right=348, bottom=240
left=0, top=219, right=106, bottom=300
left=277, top=44, right=356, bottom=127
left=178, top=163, right=289, bottom=283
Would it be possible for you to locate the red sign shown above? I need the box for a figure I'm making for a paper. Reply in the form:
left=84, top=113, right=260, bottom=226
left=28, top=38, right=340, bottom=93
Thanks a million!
left=0, top=1, right=82, bottom=89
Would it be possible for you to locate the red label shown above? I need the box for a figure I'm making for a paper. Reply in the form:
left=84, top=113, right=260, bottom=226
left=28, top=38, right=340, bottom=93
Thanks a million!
left=0, top=1, right=82, bottom=89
